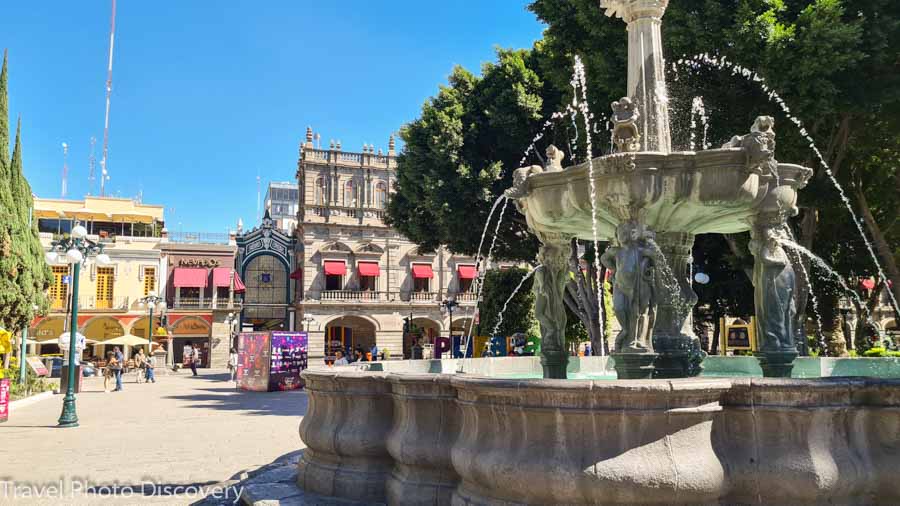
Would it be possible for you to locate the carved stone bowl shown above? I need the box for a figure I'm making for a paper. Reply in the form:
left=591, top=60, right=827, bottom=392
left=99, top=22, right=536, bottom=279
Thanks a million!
left=511, top=148, right=813, bottom=240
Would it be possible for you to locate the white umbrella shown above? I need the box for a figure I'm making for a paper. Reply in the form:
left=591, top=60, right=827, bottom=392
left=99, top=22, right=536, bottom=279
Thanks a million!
left=101, top=334, right=152, bottom=347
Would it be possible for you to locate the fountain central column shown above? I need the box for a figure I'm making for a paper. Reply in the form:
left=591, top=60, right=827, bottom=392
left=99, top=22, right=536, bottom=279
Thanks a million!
left=652, top=232, right=703, bottom=377
left=601, top=0, right=672, bottom=153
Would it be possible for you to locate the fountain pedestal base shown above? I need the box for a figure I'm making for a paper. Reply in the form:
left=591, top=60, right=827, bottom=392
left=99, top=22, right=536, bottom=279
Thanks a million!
left=612, top=352, right=657, bottom=379
left=541, top=352, right=569, bottom=379
left=756, top=350, right=798, bottom=378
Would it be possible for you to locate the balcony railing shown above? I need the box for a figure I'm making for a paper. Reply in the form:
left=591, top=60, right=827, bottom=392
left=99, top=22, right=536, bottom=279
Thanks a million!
left=172, top=298, right=241, bottom=310
left=453, top=292, right=478, bottom=302
left=409, top=291, right=438, bottom=303
left=307, top=205, right=385, bottom=220
left=167, top=231, right=231, bottom=245
left=320, top=290, right=387, bottom=302
left=77, top=296, right=130, bottom=310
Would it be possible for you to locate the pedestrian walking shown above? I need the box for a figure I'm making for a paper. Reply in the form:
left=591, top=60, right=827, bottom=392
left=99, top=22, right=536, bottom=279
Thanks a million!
left=135, top=348, right=147, bottom=383
left=145, top=353, right=156, bottom=383
left=113, top=346, right=124, bottom=391
left=228, top=347, right=238, bottom=382
left=104, top=351, right=118, bottom=393
left=190, top=343, right=200, bottom=376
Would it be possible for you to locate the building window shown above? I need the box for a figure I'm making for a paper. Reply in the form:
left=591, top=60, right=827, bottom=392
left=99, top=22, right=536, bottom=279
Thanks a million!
left=414, top=277, right=430, bottom=293
left=360, top=275, right=376, bottom=292
left=96, top=267, right=115, bottom=309
left=343, top=179, right=357, bottom=207
left=458, top=277, right=473, bottom=293
left=50, top=266, right=69, bottom=310
left=374, top=181, right=387, bottom=209
left=143, top=267, right=156, bottom=296
left=315, top=177, right=326, bottom=205
left=325, top=274, right=343, bottom=291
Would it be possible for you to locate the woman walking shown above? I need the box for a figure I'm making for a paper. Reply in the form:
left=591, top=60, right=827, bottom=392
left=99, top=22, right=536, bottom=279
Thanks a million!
left=228, top=347, right=238, bottom=382
left=104, top=351, right=118, bottom=393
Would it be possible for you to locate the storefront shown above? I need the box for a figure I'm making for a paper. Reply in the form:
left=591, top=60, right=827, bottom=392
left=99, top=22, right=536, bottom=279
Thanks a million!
left=82, top=316, right=126, bottom=360
left=32, top=317, right=66, bottom=355
left=168, top=316, right=212, bottom=367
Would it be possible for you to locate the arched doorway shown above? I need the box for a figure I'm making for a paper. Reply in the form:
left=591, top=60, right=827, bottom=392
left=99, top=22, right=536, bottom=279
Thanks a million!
left=243, top=253, right=289, bottom=330
left=325, top=316, right=377, bottom=359
left=170, top=316, right=212, bottom=367
left=404, top=317, right=441, bottom=359
left=83, top=316, right=125, bottom=359
left=450, top=317, right=475, bottom=337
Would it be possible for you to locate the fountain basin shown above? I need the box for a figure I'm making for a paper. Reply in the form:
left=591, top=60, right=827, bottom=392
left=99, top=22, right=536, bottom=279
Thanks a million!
left=298, top=358, right=900, bottom=505
left=516, top=149, right=811, bottom=239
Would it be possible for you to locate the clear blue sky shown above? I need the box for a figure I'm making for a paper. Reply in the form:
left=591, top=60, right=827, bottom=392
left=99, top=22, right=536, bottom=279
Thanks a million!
left=3, top=1, right=544, bottom=232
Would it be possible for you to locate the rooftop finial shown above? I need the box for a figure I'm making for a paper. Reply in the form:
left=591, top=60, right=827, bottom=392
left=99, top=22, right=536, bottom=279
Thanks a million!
left=388, top=134, right=396, bottom=155
left=306, top=126, right=313, bottom=142
left=336, top=140, right=342, bottom=150
left=329, top=139, right=335, bottom=149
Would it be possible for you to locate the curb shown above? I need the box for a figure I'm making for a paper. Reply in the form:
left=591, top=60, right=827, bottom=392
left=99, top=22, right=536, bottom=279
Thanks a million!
left=10, top=390, right=56, bottom=411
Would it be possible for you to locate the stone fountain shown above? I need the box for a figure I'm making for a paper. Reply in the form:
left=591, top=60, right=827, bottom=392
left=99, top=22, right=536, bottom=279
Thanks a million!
left=507, top=0, right=811, bottom=380
left=293, top=2, right=900, bottom=505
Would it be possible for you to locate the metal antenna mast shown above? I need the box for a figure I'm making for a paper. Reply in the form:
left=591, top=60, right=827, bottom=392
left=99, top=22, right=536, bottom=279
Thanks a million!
left=61, top=142, right=69, bottom=198
left=88, top=136, right=97, bottom=195
left=99, top=0, right=117, bottom=197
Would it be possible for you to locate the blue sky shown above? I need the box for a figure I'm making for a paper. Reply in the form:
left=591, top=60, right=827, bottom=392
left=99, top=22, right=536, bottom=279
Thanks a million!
left=4, top=1, right=544, bottom=232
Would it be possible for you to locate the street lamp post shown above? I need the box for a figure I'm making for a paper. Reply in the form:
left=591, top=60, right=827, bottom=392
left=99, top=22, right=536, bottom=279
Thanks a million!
left=46, top=223, right=110, bottom=428
left=301, top=315, right=315, bottom=332
left=441, top=297, right=458, bottom=358
left=225, top=312, right=238, bottom=348
left=137, top=293, right=166, bottom=367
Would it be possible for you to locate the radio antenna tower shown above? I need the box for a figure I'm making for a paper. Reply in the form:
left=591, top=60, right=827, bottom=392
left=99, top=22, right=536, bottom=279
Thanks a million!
left=88, top=136, right=97, bottom=195
left=61, top=142, right=69, bottom=198
left=99, top=0, right=117, bottom=197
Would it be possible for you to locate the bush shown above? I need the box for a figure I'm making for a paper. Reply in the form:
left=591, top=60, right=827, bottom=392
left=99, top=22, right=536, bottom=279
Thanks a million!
left=0, top=363, right=56, bottom=401
left=861, top=347, right=900, bottom=358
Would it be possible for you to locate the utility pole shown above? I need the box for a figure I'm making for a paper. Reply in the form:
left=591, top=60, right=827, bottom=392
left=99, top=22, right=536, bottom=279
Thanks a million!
left=99, top=0, right=117, bottom=197
left=88, top=137, right=96, bottom=195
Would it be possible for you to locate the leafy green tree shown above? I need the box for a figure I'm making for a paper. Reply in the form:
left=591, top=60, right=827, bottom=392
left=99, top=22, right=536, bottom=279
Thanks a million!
left=530, top=0, right=900, bottom=330
left=0, top=50, right=19, bottom=329
left=478, top=268, right=537, bottom=339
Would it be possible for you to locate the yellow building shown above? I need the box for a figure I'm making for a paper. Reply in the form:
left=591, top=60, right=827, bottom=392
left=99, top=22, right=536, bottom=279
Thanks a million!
left=31, top=197, right=166, bottom=359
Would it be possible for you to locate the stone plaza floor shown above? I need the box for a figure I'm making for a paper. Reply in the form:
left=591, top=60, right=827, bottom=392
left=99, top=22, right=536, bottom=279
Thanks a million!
left=0, top=369, right=309, bottom=505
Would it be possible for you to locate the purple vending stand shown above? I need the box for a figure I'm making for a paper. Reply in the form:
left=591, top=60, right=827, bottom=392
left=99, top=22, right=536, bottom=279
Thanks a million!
left=269, top=332, right=308, bottom=391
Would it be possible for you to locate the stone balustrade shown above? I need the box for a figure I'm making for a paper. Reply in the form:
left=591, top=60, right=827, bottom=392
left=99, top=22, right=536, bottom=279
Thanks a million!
left=298, top=358, right=900, bottom=505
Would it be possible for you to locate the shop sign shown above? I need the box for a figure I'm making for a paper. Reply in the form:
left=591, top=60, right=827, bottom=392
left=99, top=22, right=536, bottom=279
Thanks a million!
left=178, top=258, right=221, bottom=268
left=26, top=357, right=49, bottom=376
left=0, top=379, right=9, bottom=423
left=172, top=318, right=210, bottom=335
left=33, top=318, right=65, bottom=340
left=83, top=317, right=125, bottom=340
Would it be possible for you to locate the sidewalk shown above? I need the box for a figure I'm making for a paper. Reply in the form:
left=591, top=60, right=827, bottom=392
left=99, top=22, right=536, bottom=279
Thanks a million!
left=0, top=369, right=307, bottom=505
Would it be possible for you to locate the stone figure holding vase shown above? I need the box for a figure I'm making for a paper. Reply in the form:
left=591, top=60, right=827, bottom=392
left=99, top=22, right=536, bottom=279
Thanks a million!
left=601, top=222, right=661, bottom=352
left=750, top=226, right=797, bottom=351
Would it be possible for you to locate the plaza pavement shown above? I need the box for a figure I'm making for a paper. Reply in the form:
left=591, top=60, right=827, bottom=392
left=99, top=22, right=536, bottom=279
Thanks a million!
left=0, top=369, right=309, bottom=505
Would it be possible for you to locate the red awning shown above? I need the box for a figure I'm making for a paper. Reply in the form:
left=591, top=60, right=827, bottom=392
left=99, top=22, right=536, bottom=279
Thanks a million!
left=211, top=267, right=246, bottom=293
left=173, top=268, right=208, bottom=288
left=457, top=265, right=477, bottom=280
left=412, top=264, right=434, bottom=279
left=357, top=261, right=380, bottom=277
left=324, top=260, right=347, bottom=276
left=233, top=272, right=245, bottom=293
left=290, top=268, right=303, bottom=280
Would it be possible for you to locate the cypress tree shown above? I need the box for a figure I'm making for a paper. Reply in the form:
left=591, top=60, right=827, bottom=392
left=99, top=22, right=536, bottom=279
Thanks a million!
left=10, top=117, right=51, bottom=330
left=0, top=49, right=18, bottom=329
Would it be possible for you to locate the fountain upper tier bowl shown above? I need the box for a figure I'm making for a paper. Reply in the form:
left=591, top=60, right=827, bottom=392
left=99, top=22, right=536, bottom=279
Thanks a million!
left=510, top=147, right=813, bottom=239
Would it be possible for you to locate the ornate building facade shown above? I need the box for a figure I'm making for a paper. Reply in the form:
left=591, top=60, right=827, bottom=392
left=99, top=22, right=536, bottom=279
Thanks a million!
left=294, top=128, right=499, bottom=361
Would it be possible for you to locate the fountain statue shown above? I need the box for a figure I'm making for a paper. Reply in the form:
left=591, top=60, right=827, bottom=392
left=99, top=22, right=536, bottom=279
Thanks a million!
left=507, top=0, right=813, bottom=378
left=600, top=221, right=660, bottom=378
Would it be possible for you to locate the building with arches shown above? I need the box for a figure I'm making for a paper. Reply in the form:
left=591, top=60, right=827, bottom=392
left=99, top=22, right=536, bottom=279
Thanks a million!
left=294, top=128, right=513, bottom=362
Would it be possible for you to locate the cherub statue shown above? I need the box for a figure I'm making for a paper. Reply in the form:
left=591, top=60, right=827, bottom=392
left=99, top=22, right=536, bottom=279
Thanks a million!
left=545, top=144, right=565, bottom=172
left=723, top=116, right=777, bottom=175
left=601, top=222, right=662, bottom=352
left=611, top=97, right=641, bottom=153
